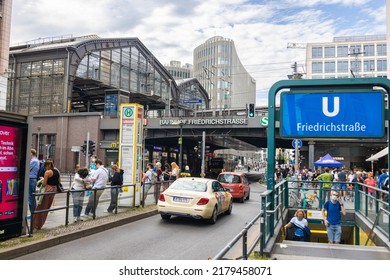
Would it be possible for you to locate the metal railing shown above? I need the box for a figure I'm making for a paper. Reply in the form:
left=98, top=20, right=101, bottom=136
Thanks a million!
left=214, top=178, right=390, bottom=259
left=27, top=180, right=174, bottom=236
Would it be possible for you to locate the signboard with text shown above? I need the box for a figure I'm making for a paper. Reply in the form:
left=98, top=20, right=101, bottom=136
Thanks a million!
left=281, top=91, right=384, bottom=138
left=118, top=104, right=144, bottom=206
left=0, top=115, right=28, bottom=240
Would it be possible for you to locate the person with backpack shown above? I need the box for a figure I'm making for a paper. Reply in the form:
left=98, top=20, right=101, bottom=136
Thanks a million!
left=106, top=165, right=124, bottom=213
left=284, top=209, right=310, bottom=242
left=83, top=159, right=109, bottom=217
left=141, top=163, right=155, bottom=204
left=322, top=191, right=346, bottom=244
left=29, top=149, right=40, bottom=213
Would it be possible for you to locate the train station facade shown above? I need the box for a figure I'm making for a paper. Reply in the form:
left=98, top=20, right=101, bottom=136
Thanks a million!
left=6, top=35, right=209, bottom=172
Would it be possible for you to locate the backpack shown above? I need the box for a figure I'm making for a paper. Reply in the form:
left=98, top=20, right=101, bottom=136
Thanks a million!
left=36, top=160, right=45, bottom=180
left=150, top=170, right=158, bottom=185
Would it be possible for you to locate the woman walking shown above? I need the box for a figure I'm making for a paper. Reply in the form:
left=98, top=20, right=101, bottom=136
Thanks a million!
left=33, top=159, right=60, bottom=230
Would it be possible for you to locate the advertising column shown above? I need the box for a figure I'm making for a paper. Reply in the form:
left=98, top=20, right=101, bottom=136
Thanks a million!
left=0, top=114, right=28, bottom=240
left=118, top=104, right=144, bottom=206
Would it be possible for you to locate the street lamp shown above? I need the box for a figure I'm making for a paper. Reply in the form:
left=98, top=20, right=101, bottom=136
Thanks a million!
left=178, top=120, right=183, bottom=171
left=37, top=126, right=41, bottom=160
left=168, top=79, right=172, bottom=117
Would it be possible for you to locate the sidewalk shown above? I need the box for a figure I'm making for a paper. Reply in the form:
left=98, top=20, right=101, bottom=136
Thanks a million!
left=0, top=197, right=158, bottom=260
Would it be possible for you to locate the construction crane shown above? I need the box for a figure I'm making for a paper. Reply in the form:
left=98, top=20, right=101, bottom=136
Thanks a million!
left=287, top=42, right=306, bottom=49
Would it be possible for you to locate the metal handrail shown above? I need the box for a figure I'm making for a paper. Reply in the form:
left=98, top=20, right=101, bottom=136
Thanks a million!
left=212, top=211, right=263, bottom=260
left=365, top=207, right=390, bottom=246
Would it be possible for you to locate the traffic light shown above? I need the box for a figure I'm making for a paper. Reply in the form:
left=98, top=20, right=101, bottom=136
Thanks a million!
left=248, top=103, right=255, bottom=118
left=88, top=140, right=96, bottom=157
left=197, top=141, right=202, bottom=159
left=81, top=141, right=87, bottom=155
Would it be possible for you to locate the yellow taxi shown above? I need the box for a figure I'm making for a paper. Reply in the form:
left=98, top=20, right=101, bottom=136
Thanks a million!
left=157, top=177, right=233, bottom=224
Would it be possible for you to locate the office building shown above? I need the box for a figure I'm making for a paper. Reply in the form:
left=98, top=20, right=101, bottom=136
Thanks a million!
left=193, top=36, right=256, bottom=110
left=306, top=35, right=387, bottom=79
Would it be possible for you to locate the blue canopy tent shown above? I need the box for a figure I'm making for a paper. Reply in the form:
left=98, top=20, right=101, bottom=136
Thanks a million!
left=314, top=153, right=343, bottom=168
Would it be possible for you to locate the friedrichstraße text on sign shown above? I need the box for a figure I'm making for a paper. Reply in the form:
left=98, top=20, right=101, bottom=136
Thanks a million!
left=160, top=118, right=248, bottom=126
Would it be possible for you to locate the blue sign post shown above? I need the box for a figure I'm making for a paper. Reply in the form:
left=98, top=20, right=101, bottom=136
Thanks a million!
left=281, top=91, right=384, bottom=138
left=292, top=139, right=302, bottom=149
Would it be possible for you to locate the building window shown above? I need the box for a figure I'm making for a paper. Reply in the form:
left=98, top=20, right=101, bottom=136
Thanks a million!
left=337, top=46, right=348, bottom=57
left=363, top=60, right=375, bottom=72
left=312, top=47, right=322, bottom=58
left=324, top=47, right=335, bottom=58
left=377, top=44, right=387, bottom=56
left=337, top=61, right=348, bottom=73
left=377, top=60, right=387, bottom=72
left=312, top=62, right=323, bottom=73
left=324, top=61, right=335, bottom=73
left=363, top=44, right=375, bottom=56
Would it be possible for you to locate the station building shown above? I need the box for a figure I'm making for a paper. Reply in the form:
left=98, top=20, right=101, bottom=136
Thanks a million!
left=6, top=35, right=209, bottom=172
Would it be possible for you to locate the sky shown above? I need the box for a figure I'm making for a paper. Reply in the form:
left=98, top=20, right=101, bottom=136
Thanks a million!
left=10, top=0, right=387, bottom=106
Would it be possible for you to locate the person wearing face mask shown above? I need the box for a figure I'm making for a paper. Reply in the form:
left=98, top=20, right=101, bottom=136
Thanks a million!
left=322, top=191, right=346, bottom=244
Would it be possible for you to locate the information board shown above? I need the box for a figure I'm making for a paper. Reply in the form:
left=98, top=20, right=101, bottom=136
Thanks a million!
left=281, top=91, right=384, bottom=138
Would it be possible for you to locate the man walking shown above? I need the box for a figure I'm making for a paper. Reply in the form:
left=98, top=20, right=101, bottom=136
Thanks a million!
left=84, top=159, right=109, bottom=217
left=29, top=149, right=40, bottom=212
left=322, top=191, right=346, bottom=244
left=317, top=167, right=333, bottom=201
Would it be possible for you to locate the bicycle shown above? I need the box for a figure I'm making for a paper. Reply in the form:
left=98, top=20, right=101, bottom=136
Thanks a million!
left=344, top=184, right=354, bottom=202
left=289, top=188, right=319, bottom=209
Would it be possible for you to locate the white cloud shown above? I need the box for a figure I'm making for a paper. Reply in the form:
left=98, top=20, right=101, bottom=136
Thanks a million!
left=10, top=0, right=386, bottom=106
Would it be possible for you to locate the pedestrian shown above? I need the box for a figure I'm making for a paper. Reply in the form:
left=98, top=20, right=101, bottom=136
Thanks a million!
left=316, top=167, right=333, bottom=201
left=180, top=165, right=191, bottom=177
left=106, top=165, right=124, bottom=213
left=71, top=166, right=91, bottom=222
left=338, top=167, right=348, bottom=200
left=29, top=148, right=40, bottom=213
left=169, top=162, right=180, bottom=181
left=141, top=163, right=154, bottom=204
left=83, top=159, right=109, bottom=217
left=364, top=172, right=376, bottom=209
left=284, top=209, right=310, bottom=242
left=33, top=159, right=60, bottom=230
left=153, top=162, right=163, bottom=194
left=161, top=163, right=171, bottom=191
left=322, top=191, right=346, bottom=244
left=378, top=169, right=388, bottom=199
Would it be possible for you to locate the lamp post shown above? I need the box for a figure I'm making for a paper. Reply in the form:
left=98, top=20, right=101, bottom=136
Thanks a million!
left=37, top=126, right=41, bottom=160
left=178, top=120, right=183, bottom=172
left=168, top=79, right=172, bottom=117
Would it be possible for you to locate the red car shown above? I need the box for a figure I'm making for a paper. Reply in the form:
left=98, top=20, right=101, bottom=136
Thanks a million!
left=217, top=172, right=250, bottom=202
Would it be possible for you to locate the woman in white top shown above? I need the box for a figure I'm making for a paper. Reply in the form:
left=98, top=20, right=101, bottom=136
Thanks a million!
left=284, top=209, right=309, bottom=241
left=71, top=166, right=91, bottom=222
left=170, top=162, right=180, bottom=181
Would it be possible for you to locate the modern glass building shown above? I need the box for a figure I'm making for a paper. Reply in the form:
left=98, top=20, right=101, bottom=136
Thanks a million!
left=306, top=35, right=387, bottom=79
left=164, top=60, right=192, bottom=80
left=6, top=35, right=209, bottom=171
left=193, top=36, right=256, bottom=110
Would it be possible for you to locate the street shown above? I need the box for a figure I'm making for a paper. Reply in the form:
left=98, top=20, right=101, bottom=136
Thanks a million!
left=17, top=182, right=265, bottom=260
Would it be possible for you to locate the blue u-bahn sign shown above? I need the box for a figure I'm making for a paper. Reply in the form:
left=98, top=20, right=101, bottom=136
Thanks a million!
left=280, top=91, right=384, bottom=138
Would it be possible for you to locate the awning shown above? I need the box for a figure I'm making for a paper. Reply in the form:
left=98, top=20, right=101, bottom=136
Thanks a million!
left=366, top=147, right=388, bottom=161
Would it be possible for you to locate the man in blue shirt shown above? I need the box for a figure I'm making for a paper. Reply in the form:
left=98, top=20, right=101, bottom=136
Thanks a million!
left=378, top=169, right=388, bottom=190
left=29, top=149, right=40, bottom=212
left=322, top=191, right=346, bottom=244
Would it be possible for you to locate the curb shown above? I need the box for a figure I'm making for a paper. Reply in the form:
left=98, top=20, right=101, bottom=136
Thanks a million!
left=0, top=210, right=158, bottom=260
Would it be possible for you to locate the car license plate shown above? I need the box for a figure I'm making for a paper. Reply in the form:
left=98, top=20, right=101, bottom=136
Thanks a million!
left=173, top=196, right=189, bottom=203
